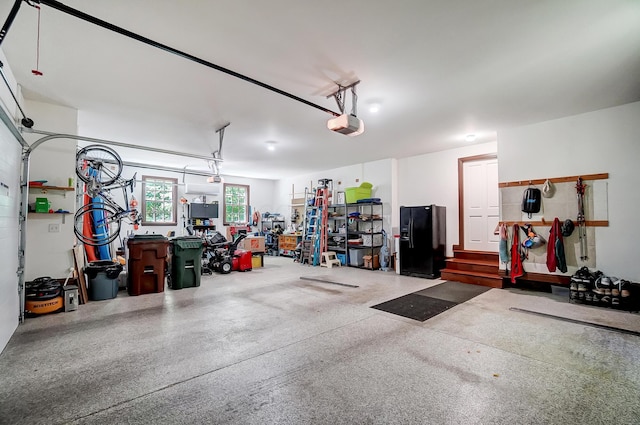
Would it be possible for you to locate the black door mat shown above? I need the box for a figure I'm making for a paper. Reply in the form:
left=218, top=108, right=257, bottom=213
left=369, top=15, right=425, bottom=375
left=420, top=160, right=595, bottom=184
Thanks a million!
left=371, top=293, right=457, bottom=322
left=414, top=281, right=491, bottom=304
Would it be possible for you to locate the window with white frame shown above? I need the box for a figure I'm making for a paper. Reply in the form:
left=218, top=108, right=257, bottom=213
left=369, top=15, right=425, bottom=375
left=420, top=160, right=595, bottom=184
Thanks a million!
left=223, top=183, right=249, bottom=225
left=141, top=176, right=177, bottom=225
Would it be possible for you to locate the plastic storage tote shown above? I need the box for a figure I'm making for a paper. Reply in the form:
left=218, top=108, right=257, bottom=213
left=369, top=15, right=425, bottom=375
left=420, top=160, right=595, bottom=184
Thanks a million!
left=349, top=248, right=366, bottom=266
left=345, top=182, right=372, bottom=204
left=127, top=235, right=169, bottom=296
left=85, top=260, right=123, bottom=301
left=170, top=236, right=203, bottom=289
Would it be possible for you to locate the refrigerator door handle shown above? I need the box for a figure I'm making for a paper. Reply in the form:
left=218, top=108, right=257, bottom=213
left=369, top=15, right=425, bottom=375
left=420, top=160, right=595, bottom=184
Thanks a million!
left=409, top=218, right=414, bottom=249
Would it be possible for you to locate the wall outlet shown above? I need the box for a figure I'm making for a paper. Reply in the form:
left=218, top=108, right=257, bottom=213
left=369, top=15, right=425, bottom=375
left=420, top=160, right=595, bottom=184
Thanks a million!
left=48, top=223, right=60, bottom=233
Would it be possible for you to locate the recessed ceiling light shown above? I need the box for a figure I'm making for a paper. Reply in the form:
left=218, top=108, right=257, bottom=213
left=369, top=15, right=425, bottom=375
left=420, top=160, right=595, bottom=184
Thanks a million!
left=465, top=134, right=476, bottom=142
left=265, top=141, right=276, bottom=151
left=369, top=103, right=380, bottom=113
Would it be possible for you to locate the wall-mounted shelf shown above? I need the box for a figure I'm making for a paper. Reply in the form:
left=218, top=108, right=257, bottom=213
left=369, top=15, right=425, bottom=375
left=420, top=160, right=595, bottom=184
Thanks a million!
left=28, top=212, right=71, bottom=224
left=29, top=185, right=74, bottom=191
left=499, top=219, right=608, bottom=227
left=28, top=185, right=75, bottom=197
left=499, top=173, right=608, bottom=188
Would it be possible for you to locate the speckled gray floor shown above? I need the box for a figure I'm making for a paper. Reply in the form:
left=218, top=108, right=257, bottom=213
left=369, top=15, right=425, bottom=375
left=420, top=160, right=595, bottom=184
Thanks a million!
left=1, top=256, right=639, bottom=424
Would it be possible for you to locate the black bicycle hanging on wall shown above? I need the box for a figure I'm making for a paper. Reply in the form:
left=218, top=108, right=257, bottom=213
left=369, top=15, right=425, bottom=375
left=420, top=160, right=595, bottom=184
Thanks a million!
left=73, top=144, right=140, bottom=246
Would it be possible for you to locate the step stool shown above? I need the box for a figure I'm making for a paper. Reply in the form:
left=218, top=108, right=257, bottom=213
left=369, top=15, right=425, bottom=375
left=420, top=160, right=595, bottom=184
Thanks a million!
left=321, top=251, right=341, bottom=268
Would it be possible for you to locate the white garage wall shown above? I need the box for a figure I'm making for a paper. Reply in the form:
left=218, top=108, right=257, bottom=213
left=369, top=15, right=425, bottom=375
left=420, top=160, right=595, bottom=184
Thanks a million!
left=114, top=165, right=277, bottom=240
left=275, top=158, right=395, bottom=240
left=23, top=101, right=78, bottom=281
left=498, top=101, right=640, bottom=281
left=397, top=141, right=498, bottom=257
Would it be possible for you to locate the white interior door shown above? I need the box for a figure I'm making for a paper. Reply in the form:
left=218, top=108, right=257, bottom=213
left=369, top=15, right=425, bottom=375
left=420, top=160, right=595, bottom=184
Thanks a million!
left=463, top=159, right=499, bottom=252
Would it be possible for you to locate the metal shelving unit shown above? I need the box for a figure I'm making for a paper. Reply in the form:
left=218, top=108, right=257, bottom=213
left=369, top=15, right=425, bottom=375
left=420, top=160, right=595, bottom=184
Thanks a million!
left=326, top=192, right=347, bottom=258
left=346, top=201, right=383, bottom=270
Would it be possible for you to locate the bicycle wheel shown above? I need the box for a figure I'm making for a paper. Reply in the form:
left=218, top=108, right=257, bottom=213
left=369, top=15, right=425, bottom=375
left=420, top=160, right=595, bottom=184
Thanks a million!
left=74, top=202, right=122, bottom=247
left=76, top=145, right=123, bottom=186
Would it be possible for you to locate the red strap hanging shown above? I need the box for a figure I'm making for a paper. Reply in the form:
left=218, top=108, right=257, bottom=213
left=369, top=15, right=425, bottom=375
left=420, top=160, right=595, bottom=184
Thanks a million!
left=546, top=218, right=560, bottom=272
left=31, top=5, right=43, bottom=76
left=510, top=224, right=524, bottom=284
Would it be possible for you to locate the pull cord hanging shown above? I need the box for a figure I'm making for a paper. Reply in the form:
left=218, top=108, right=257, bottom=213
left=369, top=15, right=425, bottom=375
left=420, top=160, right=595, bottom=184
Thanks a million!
left=31, top=3, right=43, bottom=76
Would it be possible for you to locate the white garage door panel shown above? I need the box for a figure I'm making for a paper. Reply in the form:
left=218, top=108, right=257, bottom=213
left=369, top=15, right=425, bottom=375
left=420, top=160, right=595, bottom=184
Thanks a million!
left=0, top=120, right=21, bottom=353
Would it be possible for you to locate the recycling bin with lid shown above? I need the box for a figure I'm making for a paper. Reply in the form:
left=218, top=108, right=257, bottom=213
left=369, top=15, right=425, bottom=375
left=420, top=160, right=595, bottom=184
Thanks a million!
left=169, top=236, right=203, bottom=289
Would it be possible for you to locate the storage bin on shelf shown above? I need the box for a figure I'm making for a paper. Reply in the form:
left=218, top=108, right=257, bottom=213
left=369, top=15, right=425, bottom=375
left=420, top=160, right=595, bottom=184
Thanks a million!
left=35, top=197, right=50, bottom=213
left=349, top=248, right=366, bottom=266
left=169, top=236, right=203, bottom=289
left=345, top=182, right=372, bottom=204
left=127, top=235, right=169, bottom=296
left=362, top=234, right=383, bottom=247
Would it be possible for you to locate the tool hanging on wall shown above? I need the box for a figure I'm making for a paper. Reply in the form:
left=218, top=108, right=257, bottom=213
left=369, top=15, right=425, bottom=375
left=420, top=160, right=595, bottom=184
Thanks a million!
left=576, top=177, right=588, bottom=261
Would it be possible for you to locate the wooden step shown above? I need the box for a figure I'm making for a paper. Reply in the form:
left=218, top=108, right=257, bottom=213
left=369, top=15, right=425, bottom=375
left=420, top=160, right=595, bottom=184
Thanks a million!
left=440, top=269, right=504, bottom=288
left=445, top=258, right=498, bottom=274
left=453, top=250, right=499, bottom=262
left=498, top=270, right=571, bottom=286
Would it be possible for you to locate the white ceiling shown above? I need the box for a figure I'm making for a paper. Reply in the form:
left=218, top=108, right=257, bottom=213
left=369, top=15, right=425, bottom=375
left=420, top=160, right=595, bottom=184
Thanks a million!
left=1, top=0, right=639, bottom=179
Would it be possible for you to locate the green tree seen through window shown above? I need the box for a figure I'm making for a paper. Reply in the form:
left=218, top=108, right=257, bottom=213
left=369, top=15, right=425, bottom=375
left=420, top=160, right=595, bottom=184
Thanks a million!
left=142, top=176, right=177, bottom=225
left=223, top=183, right=249, bottom=225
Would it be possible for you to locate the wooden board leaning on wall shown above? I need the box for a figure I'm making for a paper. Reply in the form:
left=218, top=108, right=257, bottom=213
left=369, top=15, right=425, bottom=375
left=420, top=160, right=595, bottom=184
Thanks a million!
left=498, top=172, right=609, bottom=228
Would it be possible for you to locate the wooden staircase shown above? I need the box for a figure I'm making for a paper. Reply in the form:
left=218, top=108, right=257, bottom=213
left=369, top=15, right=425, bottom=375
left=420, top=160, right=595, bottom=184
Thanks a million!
left=440, top=250, right=504, bottom=288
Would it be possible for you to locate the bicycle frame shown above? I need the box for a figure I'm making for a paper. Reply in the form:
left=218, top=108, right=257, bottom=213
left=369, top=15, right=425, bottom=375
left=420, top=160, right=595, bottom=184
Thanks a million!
left=87, top=175, right=140, bottom=226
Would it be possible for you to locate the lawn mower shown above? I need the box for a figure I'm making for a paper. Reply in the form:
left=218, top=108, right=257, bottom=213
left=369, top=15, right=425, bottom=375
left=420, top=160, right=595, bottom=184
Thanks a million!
left=202, top=232, right=252, bottom=274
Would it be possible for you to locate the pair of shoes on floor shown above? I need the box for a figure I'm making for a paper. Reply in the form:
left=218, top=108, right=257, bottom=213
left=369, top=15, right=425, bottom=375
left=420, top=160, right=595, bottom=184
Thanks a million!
left=570, top=267, right=595, bottom=303
left=612, top=278, right=631, bottom=306
left=593, top=275, right=613, bottom=303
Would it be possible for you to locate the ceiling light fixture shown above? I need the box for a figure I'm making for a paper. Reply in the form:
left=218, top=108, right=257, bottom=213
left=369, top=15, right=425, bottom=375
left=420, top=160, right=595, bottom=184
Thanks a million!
left=369, top=103, right=380, bottom=113
left=465, top=134, right=476, bottom=142
left=265, top=141, right=276, bottom=151
left=327, top=81, right=364, bottom=137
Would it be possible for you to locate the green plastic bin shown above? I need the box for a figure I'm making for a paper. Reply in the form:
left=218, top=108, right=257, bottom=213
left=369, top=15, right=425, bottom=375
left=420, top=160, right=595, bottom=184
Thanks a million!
left=170, top=237, right=203, bottom=289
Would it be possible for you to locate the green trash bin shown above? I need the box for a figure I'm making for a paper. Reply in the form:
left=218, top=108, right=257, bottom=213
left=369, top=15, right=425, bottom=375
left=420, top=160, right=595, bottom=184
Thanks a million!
left=170, top=237, right=203, bottom=289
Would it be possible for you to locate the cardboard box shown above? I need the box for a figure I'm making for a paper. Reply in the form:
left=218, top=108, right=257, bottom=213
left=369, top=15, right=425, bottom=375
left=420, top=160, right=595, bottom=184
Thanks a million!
left=363, top=254, right=379, bottom=269
left=239, top=236, right=265, bottom=253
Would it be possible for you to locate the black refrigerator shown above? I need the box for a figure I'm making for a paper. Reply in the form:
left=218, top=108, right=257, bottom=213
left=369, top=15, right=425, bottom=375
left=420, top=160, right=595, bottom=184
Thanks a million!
left=399, top=205, right=446, bottom=279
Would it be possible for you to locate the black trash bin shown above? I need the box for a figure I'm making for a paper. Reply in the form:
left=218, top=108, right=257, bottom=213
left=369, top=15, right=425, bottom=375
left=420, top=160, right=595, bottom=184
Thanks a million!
left=85, top=260, right=123, bottom=301
left=170, top=237, right=203, bottom=289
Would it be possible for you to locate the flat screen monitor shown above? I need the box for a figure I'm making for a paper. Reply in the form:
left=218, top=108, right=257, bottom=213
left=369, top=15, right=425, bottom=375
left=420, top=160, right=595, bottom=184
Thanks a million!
left=190, top=202, right=218, bottom=219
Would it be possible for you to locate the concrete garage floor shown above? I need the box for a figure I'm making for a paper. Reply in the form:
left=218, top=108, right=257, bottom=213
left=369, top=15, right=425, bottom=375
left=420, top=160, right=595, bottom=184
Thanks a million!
left=1, top=256, right=639, bottom=424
